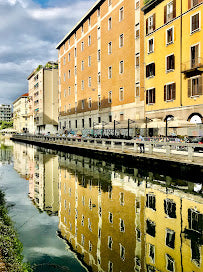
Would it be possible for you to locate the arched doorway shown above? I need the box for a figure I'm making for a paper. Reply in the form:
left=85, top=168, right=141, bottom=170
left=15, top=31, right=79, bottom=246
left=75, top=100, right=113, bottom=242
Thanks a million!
left=187, top=113, right=203, bottom=124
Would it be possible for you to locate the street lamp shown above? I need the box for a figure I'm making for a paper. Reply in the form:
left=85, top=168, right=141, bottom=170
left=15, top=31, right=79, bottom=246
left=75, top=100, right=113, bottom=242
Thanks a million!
left=113, top=120, right=120, bottom=137
left=127, top=119, right=136, bottom=139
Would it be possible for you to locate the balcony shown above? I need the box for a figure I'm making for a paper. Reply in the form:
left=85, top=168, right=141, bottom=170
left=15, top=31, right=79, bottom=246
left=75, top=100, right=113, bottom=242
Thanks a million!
left=182, top=57, right=203, bottom=76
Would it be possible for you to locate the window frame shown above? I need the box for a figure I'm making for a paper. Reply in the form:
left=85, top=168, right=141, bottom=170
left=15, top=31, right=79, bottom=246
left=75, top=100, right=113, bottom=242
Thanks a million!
left=146, top=88, right=156, bottom=105
left=119, top=33, right=124, bottom=48
left=119, top=7, right=124, bottom=22
left=190, top=11, right=200, bottom=34
left=166, top=26, right=174, bottom=46
left=166, top=53, right=175, bottom=72
left=119, top=87, right=124, bottom=101
left=148, top=37, right=154, bottom=54
left=119, top=60, right=124, bottom=74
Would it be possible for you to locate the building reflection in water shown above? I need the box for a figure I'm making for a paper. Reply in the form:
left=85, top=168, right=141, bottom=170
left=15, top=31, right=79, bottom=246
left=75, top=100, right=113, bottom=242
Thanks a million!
left=11, top=143, right=202, bottom=272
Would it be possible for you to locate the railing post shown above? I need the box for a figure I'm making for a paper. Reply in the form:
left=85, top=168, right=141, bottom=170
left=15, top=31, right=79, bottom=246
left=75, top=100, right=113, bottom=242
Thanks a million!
left=149, top=143, right=153, bottom=154
left=134, top=141, right=138, bottom=152
left=102, top=139, right=106, bottom=148
left=122, top=141, right=124, bottom=152
left=188, top=146, right=194, bottom=162
left=166, top=144, right=171, bottom=156
left=111, top=140, right=114, bottom=149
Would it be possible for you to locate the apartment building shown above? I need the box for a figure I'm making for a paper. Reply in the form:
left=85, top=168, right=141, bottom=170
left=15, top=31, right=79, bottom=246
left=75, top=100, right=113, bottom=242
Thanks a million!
left=142, top=0, right=203, bottom=136
left=27, top=62, right=58, bottom=134
left=0, top=104, right=12, bottom=122
left=56, top=0, right=144, bottom=135
left=13, top=93, right=28, bottom=133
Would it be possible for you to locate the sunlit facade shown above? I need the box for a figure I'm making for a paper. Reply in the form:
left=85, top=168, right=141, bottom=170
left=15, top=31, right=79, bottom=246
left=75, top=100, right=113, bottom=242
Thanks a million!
left=13, top=93, right=28, bottom=133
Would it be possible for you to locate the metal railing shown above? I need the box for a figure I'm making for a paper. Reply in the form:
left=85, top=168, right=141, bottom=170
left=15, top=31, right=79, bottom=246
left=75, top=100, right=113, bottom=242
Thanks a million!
left=182, top=57, right=203, bottom=72
left=11, top=134, right=203, bottom=163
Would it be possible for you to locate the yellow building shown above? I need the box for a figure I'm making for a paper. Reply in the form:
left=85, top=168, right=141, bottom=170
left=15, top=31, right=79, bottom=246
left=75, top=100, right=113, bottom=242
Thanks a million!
left=56, top=0, right=145, bottom=136
left=142, top=0, right=203, bottom=136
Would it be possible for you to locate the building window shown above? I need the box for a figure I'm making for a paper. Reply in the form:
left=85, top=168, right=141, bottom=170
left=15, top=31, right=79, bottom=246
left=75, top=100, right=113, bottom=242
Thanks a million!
left=166, top=54, right=175, bottom=71
left=97, top=7, right=100, bottom=17
left=68, top=87, right=71, bottom=95
left=146, top=219, right=156, bottom=237
left=166, top=229, right=175, bottom=249
left=68, top=70, right=71, bottom=78
left=108, top=42, right=112, bottom=54
left=120, top=244, right=125, bottom=260
left=97, top=27, right=100, bottom=39
left=81, top=100, right=85, bottom=109
left=146, top=63, right=155, bottom=77
left=74, top=47, right=77, bottom=57
left=98, top=72, right=101, bottom=84
left=108, top=66, right=112, bottom=79
left=88, top=35, right=91, bottom=46
left=136, top=229, right=141, bottom=241
left=88, top=98, right=92, bottom=108
left=88, top=56, right=91, bottom=66
left=166, top=27, right=174, bottom=45
left=164, top=199, right=176, bottom=218
left=88, top=77, right=91, bottom=87
left=136, top=55, right=140, bottom=68
left=164, top=1, right=176, bottom=24
left=109, top=212, right=113, bottom=223
left=189, top=76, right=202, bottom=97
left=108, top=17, right=112, bottom=30
left=136, top=29, right=140, bottom=39
left=119, top=61, right=124, bottom=74
left=149, top=244, right=155, bottom=263
left=164, top=83, right=176, bottom=101
left=82, top=118, right=84, bottom=128
left=119, top=34, right=124, bottom=47
left=63, top=57, right=66, bottom=65
left=146, top=88, right=156, bottom=104
left=189, top=0, right=199, bottom=8
left=68, top=104, right=71, bottom=112
left=68, top=53, right=70, bottom=62
left=136, top=1, right=140, bottom=9
left=81, top=60, right=84, bottom=71
left=119, top=87, right=124, bottom=101
left=120, top=219, right=125, bottom=232
left=81, top=41, right=84, bottom=51
left=109, top=115, right=112, bottom=122
left=63, top=73, right=66, bottom=82
left=98, top=49, right=101, bottom=61
left=81, top=25, right=84, bottom=33
left=119, top=7, right=124, bottom=21
left=108, top=91, right=112, bottom=103
left=108, top=0, right=112, bottom=6
left=148, top=38, right=154, bottom=53
left=146, top=14, right=155, bottom=35
left=191, top=44, right=199, bottom=68
left=166, top=254, right=175, bottom=272
left=81, top=80, right=84, bottom=90
left=188, top=208, right=203, bottom=232
left=191, top=12, right=200, bottom=33
left=89, top=117, right=92, bottom=127
left=146, top=194, right=156, bottom=210
left=69, top=120, right=71, bottom=128
left=108, top=261, right=113, bottom=272
left=108, top=236, right=113, bottom=249
left=135, top=83, right=140, bottom=97
left=98, top=116, right=101, bottom=123
left=88, top=17, right=91, bottom=26
left=120, top=192, right=124, bottom=205
left=74, top=65, right=77, bottom=76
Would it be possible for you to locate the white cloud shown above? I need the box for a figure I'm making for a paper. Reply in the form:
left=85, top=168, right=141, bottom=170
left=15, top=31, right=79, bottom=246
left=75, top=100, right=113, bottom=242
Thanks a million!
left=0, top=0, right=94, bottom=104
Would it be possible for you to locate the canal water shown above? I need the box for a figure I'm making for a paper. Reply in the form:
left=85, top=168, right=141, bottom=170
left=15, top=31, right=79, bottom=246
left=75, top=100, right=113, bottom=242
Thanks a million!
left=0, top=140, right=202, bottom=272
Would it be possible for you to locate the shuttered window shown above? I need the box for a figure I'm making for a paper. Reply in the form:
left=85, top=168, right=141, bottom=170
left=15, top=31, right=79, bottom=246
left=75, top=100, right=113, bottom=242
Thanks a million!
left=191, top=13, right=200, bottom=33
left=146, top=88, right=155, bottom=104
left=166, top=54, right=175, bottom=71
left=189, top=0, right=202, bottom=9
left=146, top=14, right=155, bottom=35
left=164, top=83, right=176, bottom=101
left=164, top=0, right=176, bottom=24
left=146, top=63, right=155, bottom=78
left=188, top=76, right=203, bottom=97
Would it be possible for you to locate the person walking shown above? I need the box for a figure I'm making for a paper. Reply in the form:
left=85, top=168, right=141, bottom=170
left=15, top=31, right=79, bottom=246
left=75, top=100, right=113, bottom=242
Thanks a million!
left=138, top=134, right=145, bottom=153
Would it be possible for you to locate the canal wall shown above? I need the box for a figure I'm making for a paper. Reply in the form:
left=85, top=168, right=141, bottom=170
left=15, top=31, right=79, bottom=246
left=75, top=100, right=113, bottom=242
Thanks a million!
left=11, top=136, right=203, bottom=183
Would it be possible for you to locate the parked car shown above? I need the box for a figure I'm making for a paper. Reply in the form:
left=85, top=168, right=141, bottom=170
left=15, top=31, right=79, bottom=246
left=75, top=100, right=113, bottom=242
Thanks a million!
left=191, top=137, right=203, bottom=152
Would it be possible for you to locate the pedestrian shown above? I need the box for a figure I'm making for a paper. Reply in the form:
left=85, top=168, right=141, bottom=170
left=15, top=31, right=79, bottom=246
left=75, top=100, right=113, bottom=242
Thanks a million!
left=138, top=134, right=145, bottom=153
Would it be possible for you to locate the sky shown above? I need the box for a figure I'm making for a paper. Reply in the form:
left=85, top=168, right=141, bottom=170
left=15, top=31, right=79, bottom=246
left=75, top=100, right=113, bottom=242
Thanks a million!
left=0, top=0, right=94, bottom=105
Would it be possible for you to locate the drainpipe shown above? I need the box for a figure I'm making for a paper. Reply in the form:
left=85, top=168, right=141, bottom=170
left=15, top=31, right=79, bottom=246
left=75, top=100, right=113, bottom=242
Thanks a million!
left=180, top=0, right=183, bottom=107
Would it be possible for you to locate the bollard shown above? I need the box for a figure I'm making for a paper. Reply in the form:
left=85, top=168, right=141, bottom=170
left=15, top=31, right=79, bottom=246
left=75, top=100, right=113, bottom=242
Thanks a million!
left=149, top=143, right=153, bottom=154
left=166, top=145, right=171, bottom=156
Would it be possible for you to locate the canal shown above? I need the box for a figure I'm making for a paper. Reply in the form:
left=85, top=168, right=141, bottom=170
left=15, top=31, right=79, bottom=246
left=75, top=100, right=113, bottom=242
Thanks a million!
left=0, top=140, right=202, bottom=272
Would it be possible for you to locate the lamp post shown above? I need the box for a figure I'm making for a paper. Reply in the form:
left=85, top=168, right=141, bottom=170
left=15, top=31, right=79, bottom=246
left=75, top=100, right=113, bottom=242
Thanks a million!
left=93, top=121, right=99, bottom=137
left=127, top=119, right=136, bottom=139
left=145, top=117, right=152, bottom=137
left=113, top=120, right=120, bottom=137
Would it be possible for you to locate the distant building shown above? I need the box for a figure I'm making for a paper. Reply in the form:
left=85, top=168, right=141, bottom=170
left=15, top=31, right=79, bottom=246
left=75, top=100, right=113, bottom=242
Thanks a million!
left=0, top=104, right=12, bottom=122
left=13, top=93, right=29, bottom=133
left=27, top=61, right=59, bottom=134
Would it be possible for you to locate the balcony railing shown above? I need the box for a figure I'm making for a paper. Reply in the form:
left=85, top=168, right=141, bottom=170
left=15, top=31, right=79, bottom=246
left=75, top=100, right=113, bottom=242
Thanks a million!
left=182, top=57, right=203, bottom=73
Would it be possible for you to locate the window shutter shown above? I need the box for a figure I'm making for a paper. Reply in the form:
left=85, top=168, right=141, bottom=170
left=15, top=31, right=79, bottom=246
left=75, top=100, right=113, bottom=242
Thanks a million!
left=188, top=209, right=192, bottom=228
left=146, top=18, right=148, bottom=35
left=153, top=88, right=155, bottom=103
left=188, top=79, right=191, bottom=97
left=172, top=83, right=176, bottom=100
left=167, top=56, right=169, bottom=70
left=153, top=14, right=156, bottom=31
left=164, top=5, right=167, bottom=24
left=146, top=90, right=148, bottom=104
left=153, top=63, right=155, bottom=76
left=173, top=0, right=176, bottom=18
left=198, top=76, right=202, bottom=95
left=188, top=0, right=191, bottom=9
left=173, top=55, right=175, bottom=70
left=164, top=85, right=167, bottom=101
left=146, top=65, right=149, bottom=78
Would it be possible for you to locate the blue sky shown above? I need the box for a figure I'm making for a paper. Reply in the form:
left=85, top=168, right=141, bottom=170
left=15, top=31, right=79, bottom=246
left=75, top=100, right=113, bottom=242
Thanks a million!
left=0, top=0, right=94, bottom=104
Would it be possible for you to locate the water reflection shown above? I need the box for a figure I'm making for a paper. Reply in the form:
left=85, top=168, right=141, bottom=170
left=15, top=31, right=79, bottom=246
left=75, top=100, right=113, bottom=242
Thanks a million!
left=9, top=142, right=203, bottom=271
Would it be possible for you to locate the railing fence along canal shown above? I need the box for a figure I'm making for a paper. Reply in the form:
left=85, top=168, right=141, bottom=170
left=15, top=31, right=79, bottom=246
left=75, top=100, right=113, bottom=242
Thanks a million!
left=12, top=134, right=203, bottom=164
